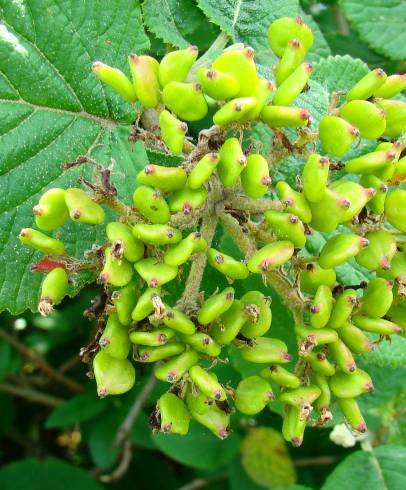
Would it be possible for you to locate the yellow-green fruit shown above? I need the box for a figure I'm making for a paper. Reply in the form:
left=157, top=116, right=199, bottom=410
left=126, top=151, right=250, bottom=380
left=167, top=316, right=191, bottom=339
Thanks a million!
left=65, top=188, right=105, bottom=225
left=235, top=376, right=274, bottom=414
left=207, top=248, right=249, bottom=280
left=189, top=365, right=226, bottom=400
left=162, top=82, right=208, bottom=121
left=134, top=258, right=177, bottom=287
left=187, top=152, right=219, bottom=189
left=197, top=68, right=240, bottom=100
left=168, top=187, right=208, bottom=214
left=385, top=189, right=406, bottom=232
left=159, top=110, right=187, bottom=155
left=302, top=154, right=330, bottom=203
left=295, top=324, right=338, bottom=348
left=99, top=314, right=130, bottom=360
left=392, top=155, right=406, bottom=184
left=128, top=54, right=160, bottom=108
left=336, top=398, right=367, bottom=433
left=99, top=247, right=133, bottom=287
left=330, top=180, right=375, bottom=223
left=329, top=339, right=357, bottom=374
left=137, top=164, right=187, bottom=192
left=240, top=337, right=290, bottom=363
left=310, top=285, right=333, bottom=329
left=137, top=342, right=185, bottom=363
left=129, top=328, right=175, bottom=347
left=339, top=100, right=386, bottom=139
left=329, top=369, right=373, bottom=399
left=38, top=267, right=68, bottom=316
left=158, top=46, right=198, bottom=87
left=304, top=351, right=335, bottom=377
left=133, top=186, right=170, bottom=224
left=319, top=233, right=369, bottom=269
left=361, top=277, right=393, bottom=318
left=282, top=405, right=307, bottom=447
left=197, top=287, right=235, bottom=325
left=164, top=232, right=207, bottom=267
left=111, top=282, right=138, bottom=326
left=212, top=47, right=258, bottom=97
left=329, top=289, right=357, bottom=329
left=377, top=251, right=406, bottom=282
left=264, top=210, right=306, bottom=248
left=319, top=116, right=359, bottom=157
left=131, top=287, right=162, bottom=322
left=212, top=96, right=257, bottom=126
left=276, top=181, right=312, bottom=223
left=240, top=290, right=272, bottom=338
left=189, top=399, right=230, bottom=439
left=106, top=222, right=144, bottom=262
left=338, top=321, right=375, bottom=354
left=163, top=306, right=196, bottom=335
left=299, top=264, right=336, bottom=295
left=308, top=188, right=351, bottom=232
left=217, top=137, right=247, bottom=187
left=33, top=188, right=69, bottom=231
left=355, top=230, right=397, bottom=271
left=353, top=315, right=403, bottom=335
left=247, top=241, right=294, bottom=273
left=272, top=62, right=313, bottom=106
left=19, top=228, right=65, bottom=256
left=360, top=175, right=388, bottom=215
left=376, top=99, right=406, bottom=137
left=260, top=365, right=300, bottom=389
left=93, top=351, right=135, bottom=397
left=180, top=332, right=221, bottom=357
left=239, top=78, right=275, bottom=122
left=154, top=350, right=199, bottom=383
left=157, top=393, right=190, bottom=435
left=268, top=16, right=313, bottom=56
left=275, top=38, right=306, bottom=85
left=132, top=223, right=182, bottom=246
left=210, top=300, right=248, bottom=345
left=241, top=154, right=271, bottom=198
left=312, top=373, right=332, bottom=417
left=92, top=61, right=136, bottom=102
left=344, top=149, right=397, bottom=175
left=374, top=73, right=406, bottom=98
left=261, top=104, right=310, bottom=128
left=347, top=68, right=387, bottom=101
left=279, top=385, right=321, bottom=407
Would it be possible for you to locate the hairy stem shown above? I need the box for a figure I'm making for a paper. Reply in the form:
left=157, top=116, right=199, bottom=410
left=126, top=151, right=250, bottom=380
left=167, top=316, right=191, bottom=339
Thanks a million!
left=225, top=193, right=282, bottom=213
left=0, top=381, right=63, bottom=407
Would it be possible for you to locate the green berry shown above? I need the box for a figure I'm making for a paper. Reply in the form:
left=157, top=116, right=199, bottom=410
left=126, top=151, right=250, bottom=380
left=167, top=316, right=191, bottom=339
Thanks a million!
left=241, top=154, right=271, bottom=198
left=329, top=339, right=357, bottom=374
left=235, top=376, right=274, bottom=415
left=180, top=332, right=221, bottom=357
left=330, top=180, right=375, bottom=223
left=131, top=287, right=161, bottom=322
left=99, top=247, right=133, bottom=286
left=158, top=46, right=198, bottom=87
left=318, top=115, right=359, bottom=157
left=302, top=154, right=330, bottom=203
left=197, top=287, right=235, bottom=325
left=137, top=164, right=187, bottom=192
left=361, top=277, right=393, bottom=318
left=159, top=110, right=187, bottom=155
left=272, top=62, right=313, bottom=106
left=276, top=181, right=312, bottom=223
left=137, top=342, right=185, bottom=363
left=110, top=284, right=137, bottom=333
left=189, top=397, right=230, bottom=439
left=33, top=188, right=69, bottom=231
left=268, top=17, right=313, bottom=57
left=211, top=300, right=248, bottom=345
left=207, top=248, right=249, bottom=280
left=134, top=257, right=177, bottom=287
left=275, top=38, right=306, bottom=85
left=106, top=222, right=144, bottom=262
left=346, top=68, right=387, bottom=102
left=93, top=351, right=135, bottom=397
left=129, top=328, right=175, bottom=347
left=240, top=337, right=290, bottom=363
left=38, top=267, right=68, bottom=316
left=282, top=405, right=306, bottom=447
left=310, top=285, right=333, bottom=329
left=261, top=104, right=310, bottom=128
left=359, top=175, right=388, bottom=215
left=264, top=210, right=306, bottom=248
left=247, top=241, right=294, bottom=273
left=92, top=61, right=136, bottom=102
left=338, top=321, right=375, bottom=354
left=329, top=369, right=373, bottom=399
left=213, top=96, right=258, bottom=126
left=164, top=232, right=207, bottom=267
left=336, top=397, right=367, bottom=433
left=304, top=351, right=335, bottom=377
left=163, top=306, right=196, bottom=335
left=240, top=290, right=272, bottom=339
left=157, top=393, right=190, bottom=435
left=376, top=99, right=406, bottom=138
left=311, top=373, right=332, bottom=419
left=168, top=187, right=208, bottom=214
left=319, top=233, right=369, bottom=269
left=309, top=188, right=351, bottom=232
left=128, top=54, right=160, bottom=108
left=132, top=223, right=182, bottom=246
left=344, top=148, right=397, bottom=174
left=99, top=313, right=130, bottom=360
left=187, top=153, right=219, bottom=189
left=299, top=264, right=336, bottom=295
left=329, top=289, right=357, bottom=329
left=385, top=189, right=406, bottom=232
left=189, top=365, right=226, bottom=400
left=217, top=138, right=247, bottom=188
left=339, top=100, right=386, bottom=139
left=352, top=315, right=402, bottom=335
left=295, top=324, right=338, bottom=349
left=163, top=82, right=208, bottom=121
left=260, top=365, right=300, bottom=389
left=133, top=185, right=170, bottom=224
left=279, top=385, right=321, bottom=408
left=65, top=188, right=105, bottom=225
left=197, top=68, right=240, bottom=100
left=154, top=349, right=199, bottom=383
left=19, top=228, right=65, bottom=256
left=374, top=73, right=406, bottom=98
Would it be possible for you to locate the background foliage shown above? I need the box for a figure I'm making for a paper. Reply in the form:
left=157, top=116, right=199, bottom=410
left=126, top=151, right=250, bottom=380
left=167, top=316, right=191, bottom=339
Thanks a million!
left=0, top=1, right=405, bottom=489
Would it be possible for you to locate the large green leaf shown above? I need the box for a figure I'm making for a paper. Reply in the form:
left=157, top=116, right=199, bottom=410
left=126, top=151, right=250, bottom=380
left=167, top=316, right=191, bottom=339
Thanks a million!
left=0, top=0, right=150, bottom=314
left=322, top=445, right=406, bottom=490
left=362, top=335, right=406, bottom=369
left=0, top=458, right=103, bottom=490
left=142, top=0, right=204, bottom=48
left=313, top=54, right=369, bottom=92
left=340, top=0, right=406, bottom=61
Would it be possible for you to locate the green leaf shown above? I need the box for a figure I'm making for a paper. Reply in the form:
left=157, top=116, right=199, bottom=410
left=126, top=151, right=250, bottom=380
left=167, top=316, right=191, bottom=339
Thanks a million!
left=0, top=458, right=103, bottom=490
left=361, top=335, right=406, bottom=369
left=240, top=427, right=297, bottom=488
left=313, top=55, right=369, bottom=92
left=142, top=0, right=204, bottom=48
left=0, top=0, right=150, bottom=314
left=196, top=0, right=300, bottom=52
left=300, top=11, right=331, bottom=61
left=340, top=0, right=406, bottom=61
left=229, top=458, right=264, bottom=490
left=322, top=445, right=406, bottom=490
left=45, top=389, right=109, bottom=428
left=153, top=420, right=240, bottom=470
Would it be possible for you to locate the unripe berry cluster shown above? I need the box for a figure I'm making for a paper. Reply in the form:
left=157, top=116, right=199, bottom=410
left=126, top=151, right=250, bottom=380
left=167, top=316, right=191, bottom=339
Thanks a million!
left=19, top=16, right=406, bottom=445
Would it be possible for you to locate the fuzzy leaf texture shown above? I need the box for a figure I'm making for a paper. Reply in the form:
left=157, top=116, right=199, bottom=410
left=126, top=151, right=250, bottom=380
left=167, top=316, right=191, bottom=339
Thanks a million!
left=0, top=0, right=150, bottom=314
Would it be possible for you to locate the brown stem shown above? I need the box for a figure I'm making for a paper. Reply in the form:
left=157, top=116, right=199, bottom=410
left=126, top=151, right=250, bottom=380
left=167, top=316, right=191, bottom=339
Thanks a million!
left=294, top=455, right=338, bottom=467
left=177, top=473, right=228, bottom=490
left=0, top=382, right=63, bottom=407
left=225, top=193, right=282, bottom=213
left=0, top=329, right=84, bottom=393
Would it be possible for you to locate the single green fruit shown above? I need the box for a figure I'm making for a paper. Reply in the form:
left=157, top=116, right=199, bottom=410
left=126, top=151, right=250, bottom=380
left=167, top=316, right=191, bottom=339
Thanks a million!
left=159, top=110, right=188, bottom=155
left=137, top=164, right=187, bottom=192
left=163, top=306, right=196, bottom=335
left=329, top=339, right=357, bottom=374
left=329, top=369, right=373, bottom=399
left=319, top=233, right=369, bottom=269
left=261, top=104, right=310, bottom=128
left=310, top=285, right=333, bottom=329
left=164, top=232, right=207, bottom=267
left=309, top=188, right=350, bottom=232
left=336, top=398, right=367, bottom=433
left=131, top=287, right=161, bottom=322
left=302, top=154, right=330, bottom=203
left=240, top=290, right=272, bottom=338
left=158, top=46, right=198, bottom=87
left=304, top=351, right=335, bottom=377
left=19, top=228, right=65, bottom=256
left=99, top=314, right=130, bottom=360
left=189, top=399, right=230, bottom=439
left=374, top=73, right=406, bottom=98
left=180, top=332, right=221, bottom=357
left=241, top=154, right=271, bottom=198
left=137, top=342, right=185, bottom=363
left=344, top=149, right=396, bottom=174
left=328, top=289, right=357, bottom=328
left=353, top=315, right=402, bottom=335
left=282, top=405, right=307, bottom=447
left=279, top=385, right=321, bottom=407
left=134, top=257, right=178, bottom=287
left=99, top=247, right=133, bottom=287
left=339, top=100, right=386, bottom=139
left=197, top=287, right=235, bottom=325
left=197, top=68, right=240, bottom=100
left=330, top=180, right=375, bottom=223
left=132, top=223, right=182, bottom=246
left=312, top=373, right=332, bottom=418
left=217, top=137, right=247, bottom=187
left=318, top=115, right=359, bottom=157
left=154, top=350, right=199, bottom=383
left=268, top=16, right=313, bottom=57
left=276, top=181, right=312, bottom=223
left=168, top=187, right=208, bottom=214
left=338, top=321, right=375, bottom=354
left=213, top=96, right=258, bottom=126
left=376, top=99, right=406, bottom=137
left=299, top=264, right=336, bottom=295
left=385, top=189, right=406, bottom=232
left=33, top=188, right=69, bottom=231
left=106, top=222, right=144, bottom=262
left=133, top=185, right=170, bottom=224
left=187, top=153, right=219, bottom=190
left=361, top=277, right=393, bottom=318
left=272, top=62, right=313, bottom=106
left=157, top=392, right=190, bottom=435
left=189, top=365, right=226, bottom=400
left=163, top=81, right=208, bottom=121
left=211, top=300, right=248, bottom=345
left=359, top=175, right=388, bottom=215
left=207, top=248, right=249, bottom=280
left=38, top=267, right=68, bottom=316
left=129, top=328, right=175, bottom=347
left=275, top=38, right=306, bottom=85
left=260, top=365, right=300, bottom=389
left=65, top=188, right=105, bottom=225
left=240, top=337, right=290, bottom=363
left=128, top=54, right=160, bottom=108
left=264, top=210, right=306, bottom=248
left=347, top=68, right=387, bottom=101
left=93, top=350, right=135, bottom=397
left=235, top=376, right=274, bottom=415
left=247, top=241, right=294, bottom=273
left=92, top=61, right=136, bottom=102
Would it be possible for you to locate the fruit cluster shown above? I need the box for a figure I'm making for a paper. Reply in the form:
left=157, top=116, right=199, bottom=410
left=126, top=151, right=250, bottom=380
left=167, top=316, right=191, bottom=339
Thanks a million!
left=19, top=16, right=406, bottom=445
